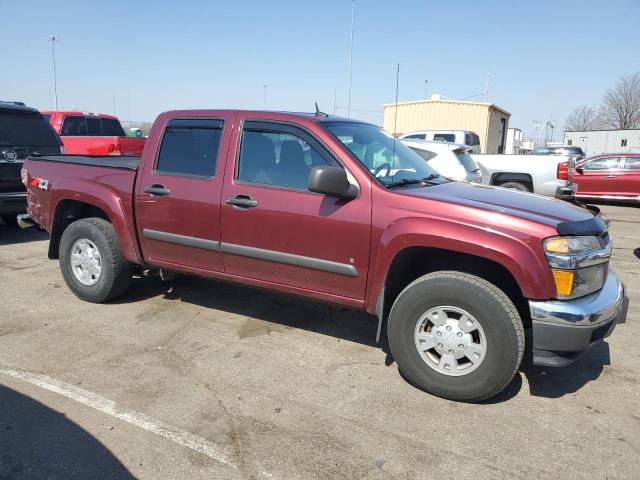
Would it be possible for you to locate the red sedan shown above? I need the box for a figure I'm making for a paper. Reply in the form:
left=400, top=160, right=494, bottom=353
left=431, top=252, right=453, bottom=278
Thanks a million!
left=573, top=153, right=640, bottom=204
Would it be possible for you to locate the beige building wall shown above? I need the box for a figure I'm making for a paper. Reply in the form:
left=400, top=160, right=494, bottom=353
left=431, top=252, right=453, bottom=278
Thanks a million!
left=382, top=99, right=510, bottom=154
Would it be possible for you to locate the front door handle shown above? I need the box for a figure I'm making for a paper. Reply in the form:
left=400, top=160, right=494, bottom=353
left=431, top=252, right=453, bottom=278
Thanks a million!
left=606, top=175, right=616, bottom=178
left=225, top=194, right=258, bottom=209
left=144, top=184, right=171, bottom=196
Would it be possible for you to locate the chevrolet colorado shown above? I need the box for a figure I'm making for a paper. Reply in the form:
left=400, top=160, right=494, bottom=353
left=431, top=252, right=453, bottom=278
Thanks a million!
left=19, top=110, right=628, bottom=401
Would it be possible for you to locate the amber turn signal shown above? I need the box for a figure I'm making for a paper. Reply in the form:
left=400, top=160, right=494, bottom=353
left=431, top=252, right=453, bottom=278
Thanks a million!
left=551, top=269, right=574, bottom=297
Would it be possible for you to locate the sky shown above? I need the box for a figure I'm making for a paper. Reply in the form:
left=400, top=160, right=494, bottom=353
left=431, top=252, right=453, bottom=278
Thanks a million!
left=1, top=0, right=639, bottom=140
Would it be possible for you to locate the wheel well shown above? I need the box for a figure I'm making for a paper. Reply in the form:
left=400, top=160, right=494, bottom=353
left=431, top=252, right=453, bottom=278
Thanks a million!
left=382, top=247, right=530, bottom=327
left=490, top=172, right=533, bottom=191
left=48, top=200, right=110, bottom=259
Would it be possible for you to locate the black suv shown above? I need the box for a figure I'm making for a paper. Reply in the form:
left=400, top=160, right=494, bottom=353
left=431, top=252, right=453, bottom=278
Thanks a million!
left=0, top=102, right=63, bottom=225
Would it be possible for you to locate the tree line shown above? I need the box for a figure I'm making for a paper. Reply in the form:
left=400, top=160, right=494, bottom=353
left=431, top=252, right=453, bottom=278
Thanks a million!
left=565, top=72, right=640, bottom=131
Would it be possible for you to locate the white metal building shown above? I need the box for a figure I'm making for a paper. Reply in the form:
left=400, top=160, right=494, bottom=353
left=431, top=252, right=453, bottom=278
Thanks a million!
left=563, top=129, right=640, bottom=156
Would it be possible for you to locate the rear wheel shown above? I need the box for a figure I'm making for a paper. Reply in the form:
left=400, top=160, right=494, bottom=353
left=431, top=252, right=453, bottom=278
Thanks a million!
left=59, top=217, right=132, bottom=303
left=499, top=181, right=530, bottom=192
left=387, top=271, right=524, bottom=402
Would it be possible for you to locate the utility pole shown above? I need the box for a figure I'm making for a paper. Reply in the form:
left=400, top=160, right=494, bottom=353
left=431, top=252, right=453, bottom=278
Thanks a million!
left=333, top=91, right=337, bottom=114
left=483, top=71, right=490, bottom=102
left=112, top=94, right=116, bottom=115
left=263, top=84, right=267, bottom=110
left=424, top=79, right=429, bottom=99
left=48, top=36, right=59, bottom=110
left=347, top=0, right=355, bottom=117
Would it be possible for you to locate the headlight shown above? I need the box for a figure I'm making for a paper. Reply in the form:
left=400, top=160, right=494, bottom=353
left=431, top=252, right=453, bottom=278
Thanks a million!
left=543, top=235, right=610, bottom=300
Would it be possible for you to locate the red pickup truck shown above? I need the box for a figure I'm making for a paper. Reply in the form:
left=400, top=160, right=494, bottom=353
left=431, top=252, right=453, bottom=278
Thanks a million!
left=19, top=109, right=628, bottom=402
left=42, top=111, right=146, bottom=156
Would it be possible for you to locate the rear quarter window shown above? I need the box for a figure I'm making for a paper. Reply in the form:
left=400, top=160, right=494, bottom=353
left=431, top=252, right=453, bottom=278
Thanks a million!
left=0, top=111, right=61, bottom=147
left=102, top=118, right=125, bottom=136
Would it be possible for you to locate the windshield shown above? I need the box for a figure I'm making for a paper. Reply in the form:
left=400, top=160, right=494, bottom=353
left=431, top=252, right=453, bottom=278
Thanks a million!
left=0, top=111, right=61, bottom=147
left=324, top=122, right=441, bottom=186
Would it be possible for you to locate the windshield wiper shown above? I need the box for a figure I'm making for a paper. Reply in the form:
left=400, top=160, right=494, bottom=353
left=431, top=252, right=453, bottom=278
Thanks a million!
left=386, top=174, right=441, bottom=189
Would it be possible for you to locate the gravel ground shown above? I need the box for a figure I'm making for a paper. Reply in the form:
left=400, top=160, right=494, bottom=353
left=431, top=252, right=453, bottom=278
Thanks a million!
left=0, top=203, right=638, bottom=480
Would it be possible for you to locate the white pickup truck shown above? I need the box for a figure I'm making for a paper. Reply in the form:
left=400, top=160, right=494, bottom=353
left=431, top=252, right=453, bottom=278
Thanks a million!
left=472, top=154, right=576, bottom=200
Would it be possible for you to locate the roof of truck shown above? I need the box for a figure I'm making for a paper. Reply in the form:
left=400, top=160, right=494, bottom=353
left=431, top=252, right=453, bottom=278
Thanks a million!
left=0, top=101, right=39, bottom=113
left=160, top=109, right=373, bottom=125
left=41, top=111, right=120, bottom=120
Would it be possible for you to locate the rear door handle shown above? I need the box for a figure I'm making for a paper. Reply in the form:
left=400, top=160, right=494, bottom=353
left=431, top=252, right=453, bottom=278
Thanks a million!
left=144, top=184, right=171, bottom=196
left=225, top=194, right=258, bottom=209
left=606, top=175, right=616, bottom=178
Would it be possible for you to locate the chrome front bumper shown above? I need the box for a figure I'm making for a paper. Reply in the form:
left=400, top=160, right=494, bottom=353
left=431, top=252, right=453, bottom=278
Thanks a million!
left=529, top=271, right=628, bottom=367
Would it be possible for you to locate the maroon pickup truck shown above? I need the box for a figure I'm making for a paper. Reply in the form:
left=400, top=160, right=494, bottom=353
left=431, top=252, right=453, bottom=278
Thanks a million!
left=19, top=109, right=628, bottom=402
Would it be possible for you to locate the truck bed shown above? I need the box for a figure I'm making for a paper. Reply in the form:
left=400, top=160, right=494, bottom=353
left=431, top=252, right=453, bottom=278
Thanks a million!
left=28, top=154, right=140, bottom=170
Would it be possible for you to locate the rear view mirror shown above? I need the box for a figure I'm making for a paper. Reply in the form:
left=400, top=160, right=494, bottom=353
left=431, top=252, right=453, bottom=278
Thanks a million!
left=308, top=165, right=357, bottom=199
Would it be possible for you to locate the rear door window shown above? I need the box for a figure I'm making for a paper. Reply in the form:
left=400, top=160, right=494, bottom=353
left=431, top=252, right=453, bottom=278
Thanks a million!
left=61, top=116, right=87, bottom=136
left=155, top=119, right=223, bottom=178
left=623, top=157, right=640, bottom=170
left=86, top=117, right=102, bottom=135
left=0, top=111, right=61, bottom=147
left=433, top=133, right=455, bottom=142
left=403, top=134, right=426, bottom=140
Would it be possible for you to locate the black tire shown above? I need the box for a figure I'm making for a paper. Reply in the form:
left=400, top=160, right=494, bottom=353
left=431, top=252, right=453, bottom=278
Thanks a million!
left=1, top=214, right=19, bottom=226
left=499, top=181, right=530, bottom=192
left=59, top=217, right=132, bottom=303
left=388, top=271, right=524, bottom=402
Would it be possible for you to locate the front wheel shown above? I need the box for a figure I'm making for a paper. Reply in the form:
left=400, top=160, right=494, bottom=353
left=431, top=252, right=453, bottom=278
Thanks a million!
left=59, top=217, right=132, bottom=303
left=388, top=271, right=524, bottom=402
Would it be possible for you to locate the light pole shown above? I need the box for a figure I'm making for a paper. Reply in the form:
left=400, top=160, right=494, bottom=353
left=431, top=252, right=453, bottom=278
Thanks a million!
left=424, top=79, right=429, bottom=99
left=263, top=84, right=267, bottom=110
left=48, top=36, right=58, bottom=110
left=347, top=0, right=355, bottom=117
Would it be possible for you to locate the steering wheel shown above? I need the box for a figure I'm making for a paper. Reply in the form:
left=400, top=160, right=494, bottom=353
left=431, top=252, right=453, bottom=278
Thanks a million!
left=373, top=163, right=392, bottom=177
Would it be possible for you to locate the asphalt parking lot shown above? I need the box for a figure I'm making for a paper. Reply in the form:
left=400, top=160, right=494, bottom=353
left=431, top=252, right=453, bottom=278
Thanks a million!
left=0, top=203, right=638, bottom=480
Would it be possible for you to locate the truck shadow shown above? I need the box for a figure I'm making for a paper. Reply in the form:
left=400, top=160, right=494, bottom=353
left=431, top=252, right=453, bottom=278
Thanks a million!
left=0, top=384, right=136, bottom=479
left=115, top=275, right=611, bottom=403
left=0, top=222, right=49, bottom=245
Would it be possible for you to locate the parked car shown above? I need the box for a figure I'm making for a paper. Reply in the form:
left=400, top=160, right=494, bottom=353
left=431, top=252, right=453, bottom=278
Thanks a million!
left=20, top=109, right=627, bottom=402
left=534, top=146, right=585, bottom=161
left=0, top=101, right=63, bottom=225
left=401, top=139, right=481, bottom=182
left=400, top=130, right=481, bottom=153
left=42, top=111, right=146, bottom=156
left=473, top=153, right=576, bottom=199
left=573, top=153, right=640, bottom=204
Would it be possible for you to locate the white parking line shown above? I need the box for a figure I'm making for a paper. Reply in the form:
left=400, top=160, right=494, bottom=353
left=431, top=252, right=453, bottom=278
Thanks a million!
left=0, top=369, right=237, bottom=470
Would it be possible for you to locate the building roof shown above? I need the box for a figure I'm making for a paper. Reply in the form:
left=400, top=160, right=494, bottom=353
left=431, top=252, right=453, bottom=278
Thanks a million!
left=381, top=97, right=511, bottom=117
left=564, top=128, right=640, bottom=133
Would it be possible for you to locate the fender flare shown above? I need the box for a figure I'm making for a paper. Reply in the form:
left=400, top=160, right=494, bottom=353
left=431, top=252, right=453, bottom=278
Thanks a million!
left=49, top=179, right=142, bottom=264
left=365, top=216, right=555, bottom=314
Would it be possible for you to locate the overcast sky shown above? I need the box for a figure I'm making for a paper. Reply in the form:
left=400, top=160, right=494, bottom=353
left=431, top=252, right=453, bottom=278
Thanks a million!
left=2, top=0, right=638, bottom=139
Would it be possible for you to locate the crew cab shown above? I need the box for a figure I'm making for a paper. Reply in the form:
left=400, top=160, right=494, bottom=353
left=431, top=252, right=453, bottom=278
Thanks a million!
left=19, top=110, right=628, bottom=402
left=43, top=111, right=145, bottom=156
left=472, top=153, right=576, bottom=199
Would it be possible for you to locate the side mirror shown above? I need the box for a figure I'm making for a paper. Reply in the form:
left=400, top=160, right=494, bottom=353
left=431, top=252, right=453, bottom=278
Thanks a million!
left=308, top=165, right=357, bottom=199
left=575, top=167, right=584, bottom=175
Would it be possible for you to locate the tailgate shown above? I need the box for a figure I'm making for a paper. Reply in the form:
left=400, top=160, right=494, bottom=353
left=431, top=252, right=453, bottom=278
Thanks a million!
left=118, top=137, right=146, bottom=156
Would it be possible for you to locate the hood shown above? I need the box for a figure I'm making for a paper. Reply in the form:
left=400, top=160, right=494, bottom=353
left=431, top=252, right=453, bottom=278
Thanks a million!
left=399, top=181, right=600, bottom=232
